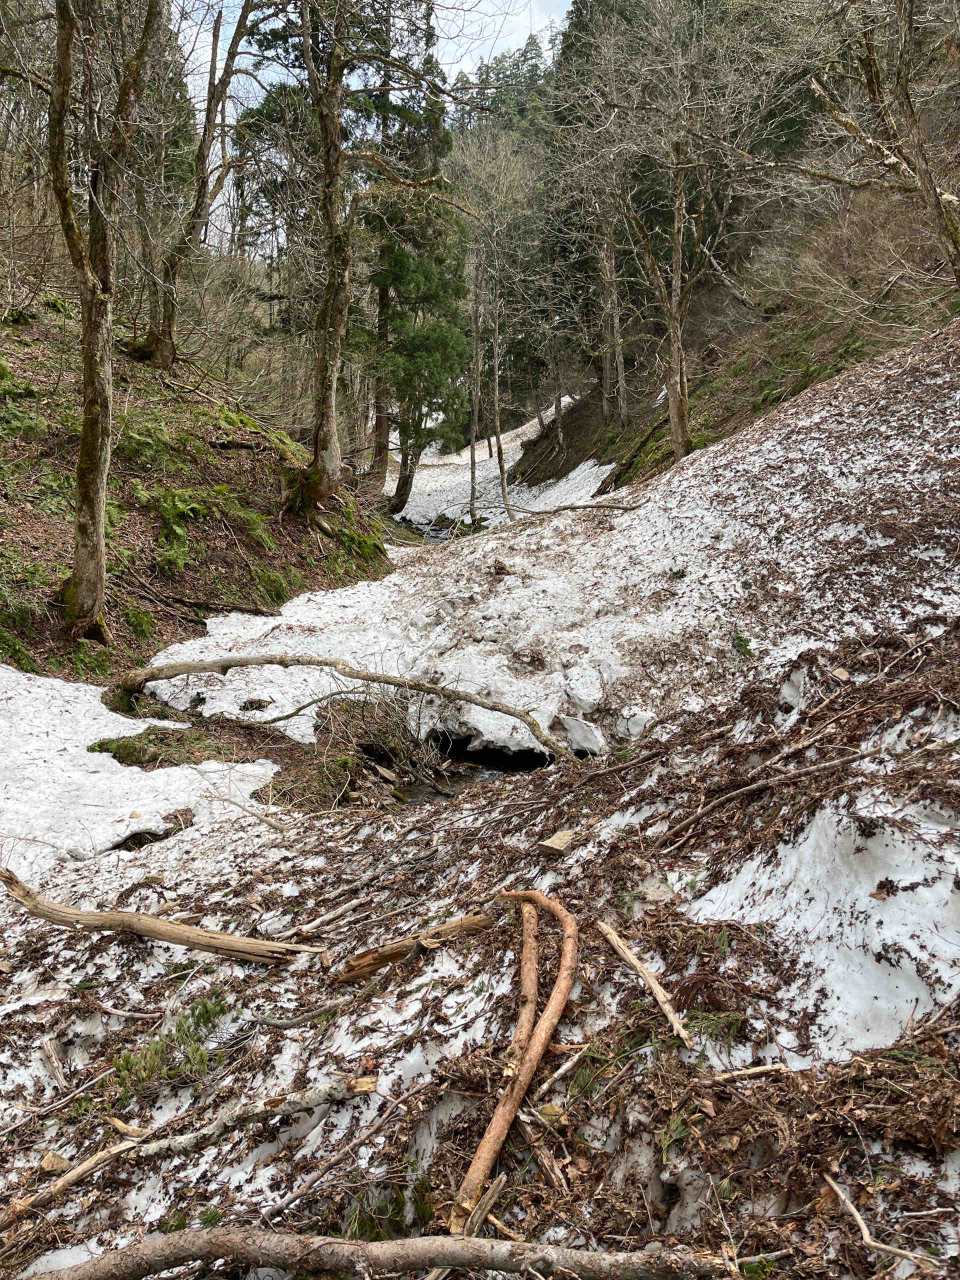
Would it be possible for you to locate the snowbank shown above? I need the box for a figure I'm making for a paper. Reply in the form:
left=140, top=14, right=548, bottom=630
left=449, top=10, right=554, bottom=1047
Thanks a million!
left=144, top=335, right=960, bottom=758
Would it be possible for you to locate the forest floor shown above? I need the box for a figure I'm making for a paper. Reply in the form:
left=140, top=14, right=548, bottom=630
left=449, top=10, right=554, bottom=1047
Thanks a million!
left=1, top=322, right=959, bottom=1279
left=0, top=304, right=391, bottom=685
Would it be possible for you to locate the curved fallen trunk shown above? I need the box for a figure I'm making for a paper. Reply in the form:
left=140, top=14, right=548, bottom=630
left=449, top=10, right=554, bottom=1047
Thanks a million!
left=118, top=654, right=572, bottom=760
left=36, top=1227, right=728, bottom=1280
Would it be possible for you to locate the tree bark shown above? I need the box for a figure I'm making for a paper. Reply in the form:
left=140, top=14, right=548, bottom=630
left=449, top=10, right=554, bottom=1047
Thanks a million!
left=469, top=274, right=480, bottom=523
left=667, top=151, right=692, bottom=460
left=48, top=0, right=162, bottom=635
left=491, top=279, right=514, bottom=520
left=302, top=0, right=347, bottom=504
left=35, top=1229, right=726, bottom=1280
left=370, top=277, right=391, bottom=488
left=388, top=443, right=419, bottom=514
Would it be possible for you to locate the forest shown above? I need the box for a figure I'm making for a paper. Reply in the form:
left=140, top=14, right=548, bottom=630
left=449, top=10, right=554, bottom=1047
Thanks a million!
left=1, top=1, right=959, bottom=1278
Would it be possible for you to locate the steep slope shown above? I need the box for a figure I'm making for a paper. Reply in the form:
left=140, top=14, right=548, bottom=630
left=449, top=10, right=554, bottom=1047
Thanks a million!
left=1, top=326, right=958, bottom=1277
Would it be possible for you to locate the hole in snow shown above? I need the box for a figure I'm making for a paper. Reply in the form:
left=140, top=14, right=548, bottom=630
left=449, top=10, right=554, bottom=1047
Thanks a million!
left=431, top=732, right=549, bottom=773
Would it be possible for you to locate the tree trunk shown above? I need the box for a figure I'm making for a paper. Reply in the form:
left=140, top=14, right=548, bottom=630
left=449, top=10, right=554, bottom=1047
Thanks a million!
left=469, top=277, right=480, bottom=524
left=48, top=0, right=161, bottom=636
left=527, top=348, right=546, bottom=431
left=388, top=444, right=420, bottom=514
left=302, top=0, right=348, bottom=505
left=667, top=148, right=692, bottom=461
left=307, top=230, right=349, bottom=502
left=65, top=285, right=112, bottom=636
left=491, top=283, right=514, bottom=520
left=370, top=277, right=390, bottom=489
left=550, top=336, right=564, bottom=448
left=665, top=306, right=692, bottom=462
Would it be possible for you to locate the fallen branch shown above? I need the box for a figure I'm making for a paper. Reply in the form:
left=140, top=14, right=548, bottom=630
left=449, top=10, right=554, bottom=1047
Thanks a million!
left=597, top=921, right=693, bottom=1050
left=0, top=1140, right=137, bottom=1235
left=334, top=911, right=494, bottom=983
left=449, top=890, right=579, bottom=1234
left=822, top=1173, right=936, bottom=1269
left=504, top=902, right=539, bottom=1072
left=118, top=654, right=572, bottom=759
left=35, top=1228, right=727, bottom=1280
left=0, top=868, right=323, bottom=966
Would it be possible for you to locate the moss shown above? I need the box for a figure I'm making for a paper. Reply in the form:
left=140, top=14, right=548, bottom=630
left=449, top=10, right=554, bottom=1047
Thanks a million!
left=89, top=726, right=224, bottom=767
left=121, top=604, right=156, bottom=642
left=0, top=622, right=39, bottom=673
left=71, top=640, right=113, bottom=681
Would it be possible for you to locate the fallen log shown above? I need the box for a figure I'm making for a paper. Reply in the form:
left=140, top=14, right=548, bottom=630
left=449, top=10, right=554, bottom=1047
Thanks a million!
left=0, top=868, right=323, bottom=966
left=597, top=921, right=693, bottom=1049
left=449, top=889, right=578, bottom=1234
left=334, top=911, right=494, bottom=983
left=117, top=654, right=572, bottom=759
left=34, top=1227, right=728, bottom=1280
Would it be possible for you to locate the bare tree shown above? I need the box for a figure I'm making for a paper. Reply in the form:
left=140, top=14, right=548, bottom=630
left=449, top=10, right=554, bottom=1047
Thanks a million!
left=48, top=0, right=162, bottom=634
left=144, top=0, right=259, bottom=368
left=810, top=0, right=960, bottom=289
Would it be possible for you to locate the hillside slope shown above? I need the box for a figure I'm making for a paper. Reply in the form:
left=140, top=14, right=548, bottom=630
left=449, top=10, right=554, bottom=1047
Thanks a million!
left=0, top=306, right=389, bottom=683
left=1, top=324, right=958, bottom=1277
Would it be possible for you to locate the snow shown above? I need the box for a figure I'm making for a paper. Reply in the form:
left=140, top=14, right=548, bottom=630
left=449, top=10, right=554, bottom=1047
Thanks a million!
left=0, top=665, right=275, bottom=878
left=2, top=335, right=959, bottom=1272
left=138, top=341, right=960, bottom=762
left=385, top=399, right=613, bottom=530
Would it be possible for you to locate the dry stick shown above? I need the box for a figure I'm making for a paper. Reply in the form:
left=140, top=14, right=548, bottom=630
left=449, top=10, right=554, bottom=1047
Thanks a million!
left=449, top=890, right=579, bottom=1235
left=275, top=895, right=372, bottom=941
left=41, top=1039, right=68, bottom=1092
left=0, top=1140, right=137, bottom=1235
left=650, top=748, right=883, bottom=854
left=597, top=921, right=694, bottom=1050
left=0, top=868, right=323, bottom=966
left=709, top=1064, right=790, bottom=1084
left=118, top=655, right=572, bottom=760
left=822, top=1174, right=935, bottom=1269
left=533, top=1043, right=592, bottom=1102
left=263, top=1083, right=429, bottom=1220
left=504, top=902, right=539, bottom=1073
left=423, top=1175, right=508, bottom=1280
left=334, top=912, right=494, bottom=984
left=29, top=1228, right=727, bottom=1280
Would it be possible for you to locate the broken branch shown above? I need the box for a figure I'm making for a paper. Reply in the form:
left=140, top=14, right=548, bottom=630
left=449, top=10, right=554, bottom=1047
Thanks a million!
left=35, top=1228, right=727, bottom=1280
left=0, top=868, right=323, bottom=966
left=334, top=911, right=494, bottom=983
left=118, top=654, right=572, bottom=759
left=597, top=921, right=693, bottom=1049
left=449, top=890, right=579, bottom=1234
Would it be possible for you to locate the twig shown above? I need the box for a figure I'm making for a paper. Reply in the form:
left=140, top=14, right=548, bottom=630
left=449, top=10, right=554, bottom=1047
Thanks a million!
left=822, top=1173, right=935, bottom=1268
left=423, top=1174, right=508, bottom=1280
left=334, top=912, right=493, bottom=983
left=533, top=1043, right=591, bottom=1102
left=597, top=921, right=693, bottom=1049
left=217, top=795, right=290, bottom=834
